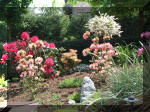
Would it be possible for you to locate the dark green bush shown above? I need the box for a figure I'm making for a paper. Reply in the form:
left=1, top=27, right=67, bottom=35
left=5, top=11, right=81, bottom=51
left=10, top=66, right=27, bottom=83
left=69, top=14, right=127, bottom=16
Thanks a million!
left=0, top=21, right=7, bottom=42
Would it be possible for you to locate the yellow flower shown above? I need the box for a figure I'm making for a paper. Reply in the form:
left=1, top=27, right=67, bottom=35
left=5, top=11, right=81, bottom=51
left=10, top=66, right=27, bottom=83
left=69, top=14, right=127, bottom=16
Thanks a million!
left=0, top=75, right=5, bottom=84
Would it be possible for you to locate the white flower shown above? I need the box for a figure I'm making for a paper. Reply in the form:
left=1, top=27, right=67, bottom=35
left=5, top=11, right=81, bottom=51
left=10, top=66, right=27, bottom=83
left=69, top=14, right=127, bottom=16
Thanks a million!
left=86, top=12, right=123, bottom=38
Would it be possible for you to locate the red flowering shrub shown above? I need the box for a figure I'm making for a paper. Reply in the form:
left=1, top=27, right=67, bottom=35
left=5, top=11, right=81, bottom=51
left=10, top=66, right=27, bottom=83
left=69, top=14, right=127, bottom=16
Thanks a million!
left=1, top=32, right=66, bottom=98
left=1, top=32, right=65, bottom=80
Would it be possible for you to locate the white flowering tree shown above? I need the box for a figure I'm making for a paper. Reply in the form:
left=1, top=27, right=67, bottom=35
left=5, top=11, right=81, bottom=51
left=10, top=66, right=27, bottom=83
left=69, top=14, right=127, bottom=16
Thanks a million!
left=87, top=12, right=122, bottom=38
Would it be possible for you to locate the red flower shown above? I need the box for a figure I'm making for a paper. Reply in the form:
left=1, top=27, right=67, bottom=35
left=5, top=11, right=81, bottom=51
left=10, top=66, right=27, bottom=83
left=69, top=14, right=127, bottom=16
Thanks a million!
left=3, top=42, right=18, bottom=52
left=2, top=54, right=8, bottom=60
left=31, top=36, right=39, bottom=43
left=45, top=58, right=54, bottom=66
left=44, top=66, right=53, bottom=75
left=27, top=50, right=34, bottom=55
left=15, top=55, right=20, bottom=60
left=0, top=60, right=5, bottom=64
left=19, top=41, right=27, bottom=47
left=11, top=60, right=14, bottom=64
left=21, top=32, right=30, bottom=40
left=52, top=75, right=55, bottom=79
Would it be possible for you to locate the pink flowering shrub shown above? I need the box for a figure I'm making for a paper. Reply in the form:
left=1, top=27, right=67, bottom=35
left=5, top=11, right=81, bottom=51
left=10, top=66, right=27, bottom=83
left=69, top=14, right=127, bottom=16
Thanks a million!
left=82, top=13, right=122, bottom=82
left=82, top=35, right=117, bottom=82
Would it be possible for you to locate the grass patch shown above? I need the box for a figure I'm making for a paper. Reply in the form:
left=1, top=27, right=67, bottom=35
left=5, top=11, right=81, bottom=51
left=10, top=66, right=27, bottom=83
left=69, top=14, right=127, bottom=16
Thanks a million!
left=67, top=92, right=81, bottom=103
left=109, top=63, right=143, bottom=98
left=51, top=93, right=61, bottom=101
left=91, top=89, right=101, bottom=99
left=54, top=107, right=81, bottom=112
left=59, top=78, right=82, bottom=88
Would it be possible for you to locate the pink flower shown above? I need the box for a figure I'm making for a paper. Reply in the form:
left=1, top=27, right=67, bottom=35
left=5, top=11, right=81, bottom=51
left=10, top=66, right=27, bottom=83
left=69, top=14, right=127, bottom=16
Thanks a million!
left=54, top=73, right=58, bottom=78
left=44, top=42, right=56, bottom=48
left=95, top=44, right=100, bottom=50
left=89, top=64, right=93, bottom=69
left=28, top=70, right=35, bottom=77
left=28, top=59, right=34, bottom=64
left=92, top=38, right=96, bottom=42
left=141, top=32, right=150, bottom=38
left=90, top=44, right=96, bottom=50
left=35, top=40, right=44, bottom=48
left=107, top=50, right=116, bottom=56
left=104, top=55, right=109, bottom=60
left=82, top=49, right=87, bottom=56
left=3, top=42, right=18, bottom=52
left=2, top=54, right=8, bottom=60
left=94, top=50, right=98, bottom=54
left=49, top=43, right=56, bottom=48
left=83, top=33, right=88, bottom=40
left=28, top=64, right=34, bottom=70
left=137, top=48, right=143, bottom=56
left=20, top=71, right=27, bottom=77
left=21, top=32, right=30, bottom=40
left=16, top=66, right=21, bottom=70
left=45, top=58, right=54, bottom=66
left=99, top=44, right=106, bottom=50
left=44, top=42, right=49, bottom=47
left=35, top=57, right=43, bottom=65
left=31, top=36, right=39, bottom=43
left=83, top=31, right=90, bottom=40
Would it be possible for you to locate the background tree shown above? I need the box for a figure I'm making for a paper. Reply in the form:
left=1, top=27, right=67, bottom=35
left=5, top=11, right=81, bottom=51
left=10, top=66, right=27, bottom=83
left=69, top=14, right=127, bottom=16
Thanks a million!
left=0, top=0, right=33, bottom=41
left=67, top=0, right=150, bottom=34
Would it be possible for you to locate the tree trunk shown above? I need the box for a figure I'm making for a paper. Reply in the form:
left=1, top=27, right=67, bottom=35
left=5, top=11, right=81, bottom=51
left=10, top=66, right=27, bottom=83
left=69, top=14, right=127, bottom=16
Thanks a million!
left=138, top=8, right=144, bottom=35
left=7, top=22, right=12, bottom=42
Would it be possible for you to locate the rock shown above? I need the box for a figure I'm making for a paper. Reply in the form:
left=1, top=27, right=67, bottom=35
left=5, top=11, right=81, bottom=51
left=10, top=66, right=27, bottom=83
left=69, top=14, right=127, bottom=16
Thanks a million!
left=0, top=100, right=7, bottom=108
left=68, top=99, right=76, bottom=104
left=80, top=77, right=96, bottom=103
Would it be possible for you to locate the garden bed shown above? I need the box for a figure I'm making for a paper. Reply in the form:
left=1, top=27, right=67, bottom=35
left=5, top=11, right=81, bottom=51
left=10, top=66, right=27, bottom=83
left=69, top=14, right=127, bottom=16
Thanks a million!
left=8, top=71, right=101, bottom=105
left=7, top=71, right=143, bottom=105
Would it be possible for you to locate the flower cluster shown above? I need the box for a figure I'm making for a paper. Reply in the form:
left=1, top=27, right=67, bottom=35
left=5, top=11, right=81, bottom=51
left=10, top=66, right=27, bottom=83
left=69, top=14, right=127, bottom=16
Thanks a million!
left=16, top=55, right=44, bottom=78
left=137, top=32, right=150, bottom=56
left=61, top=49, right=81, bottom=70
left=83, top=36, right=117, bottom=75
left=1, top=32, right=60, bottom=79
left=86, top=12, right=122, bottom=38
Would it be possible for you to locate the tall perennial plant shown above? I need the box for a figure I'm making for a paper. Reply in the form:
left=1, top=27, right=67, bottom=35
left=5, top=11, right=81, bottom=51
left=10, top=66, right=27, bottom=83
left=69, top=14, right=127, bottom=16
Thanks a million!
left=82, top=12, right=122, bottom=82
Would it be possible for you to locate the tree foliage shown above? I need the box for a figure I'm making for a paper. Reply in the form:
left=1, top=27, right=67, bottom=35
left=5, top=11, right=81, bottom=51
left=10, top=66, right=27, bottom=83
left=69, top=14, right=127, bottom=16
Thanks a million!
left=0, top=0, right=33, bottom=41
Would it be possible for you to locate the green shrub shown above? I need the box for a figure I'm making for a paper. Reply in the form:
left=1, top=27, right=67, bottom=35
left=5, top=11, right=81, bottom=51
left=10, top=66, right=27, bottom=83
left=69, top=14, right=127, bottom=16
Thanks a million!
left=114, top=43, right=143, bottom=66
left=59, top=78, right=82, bottom=88
left=109, top=63, right=143, bottom=98
left=67, top=92, right=81, bottom=103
